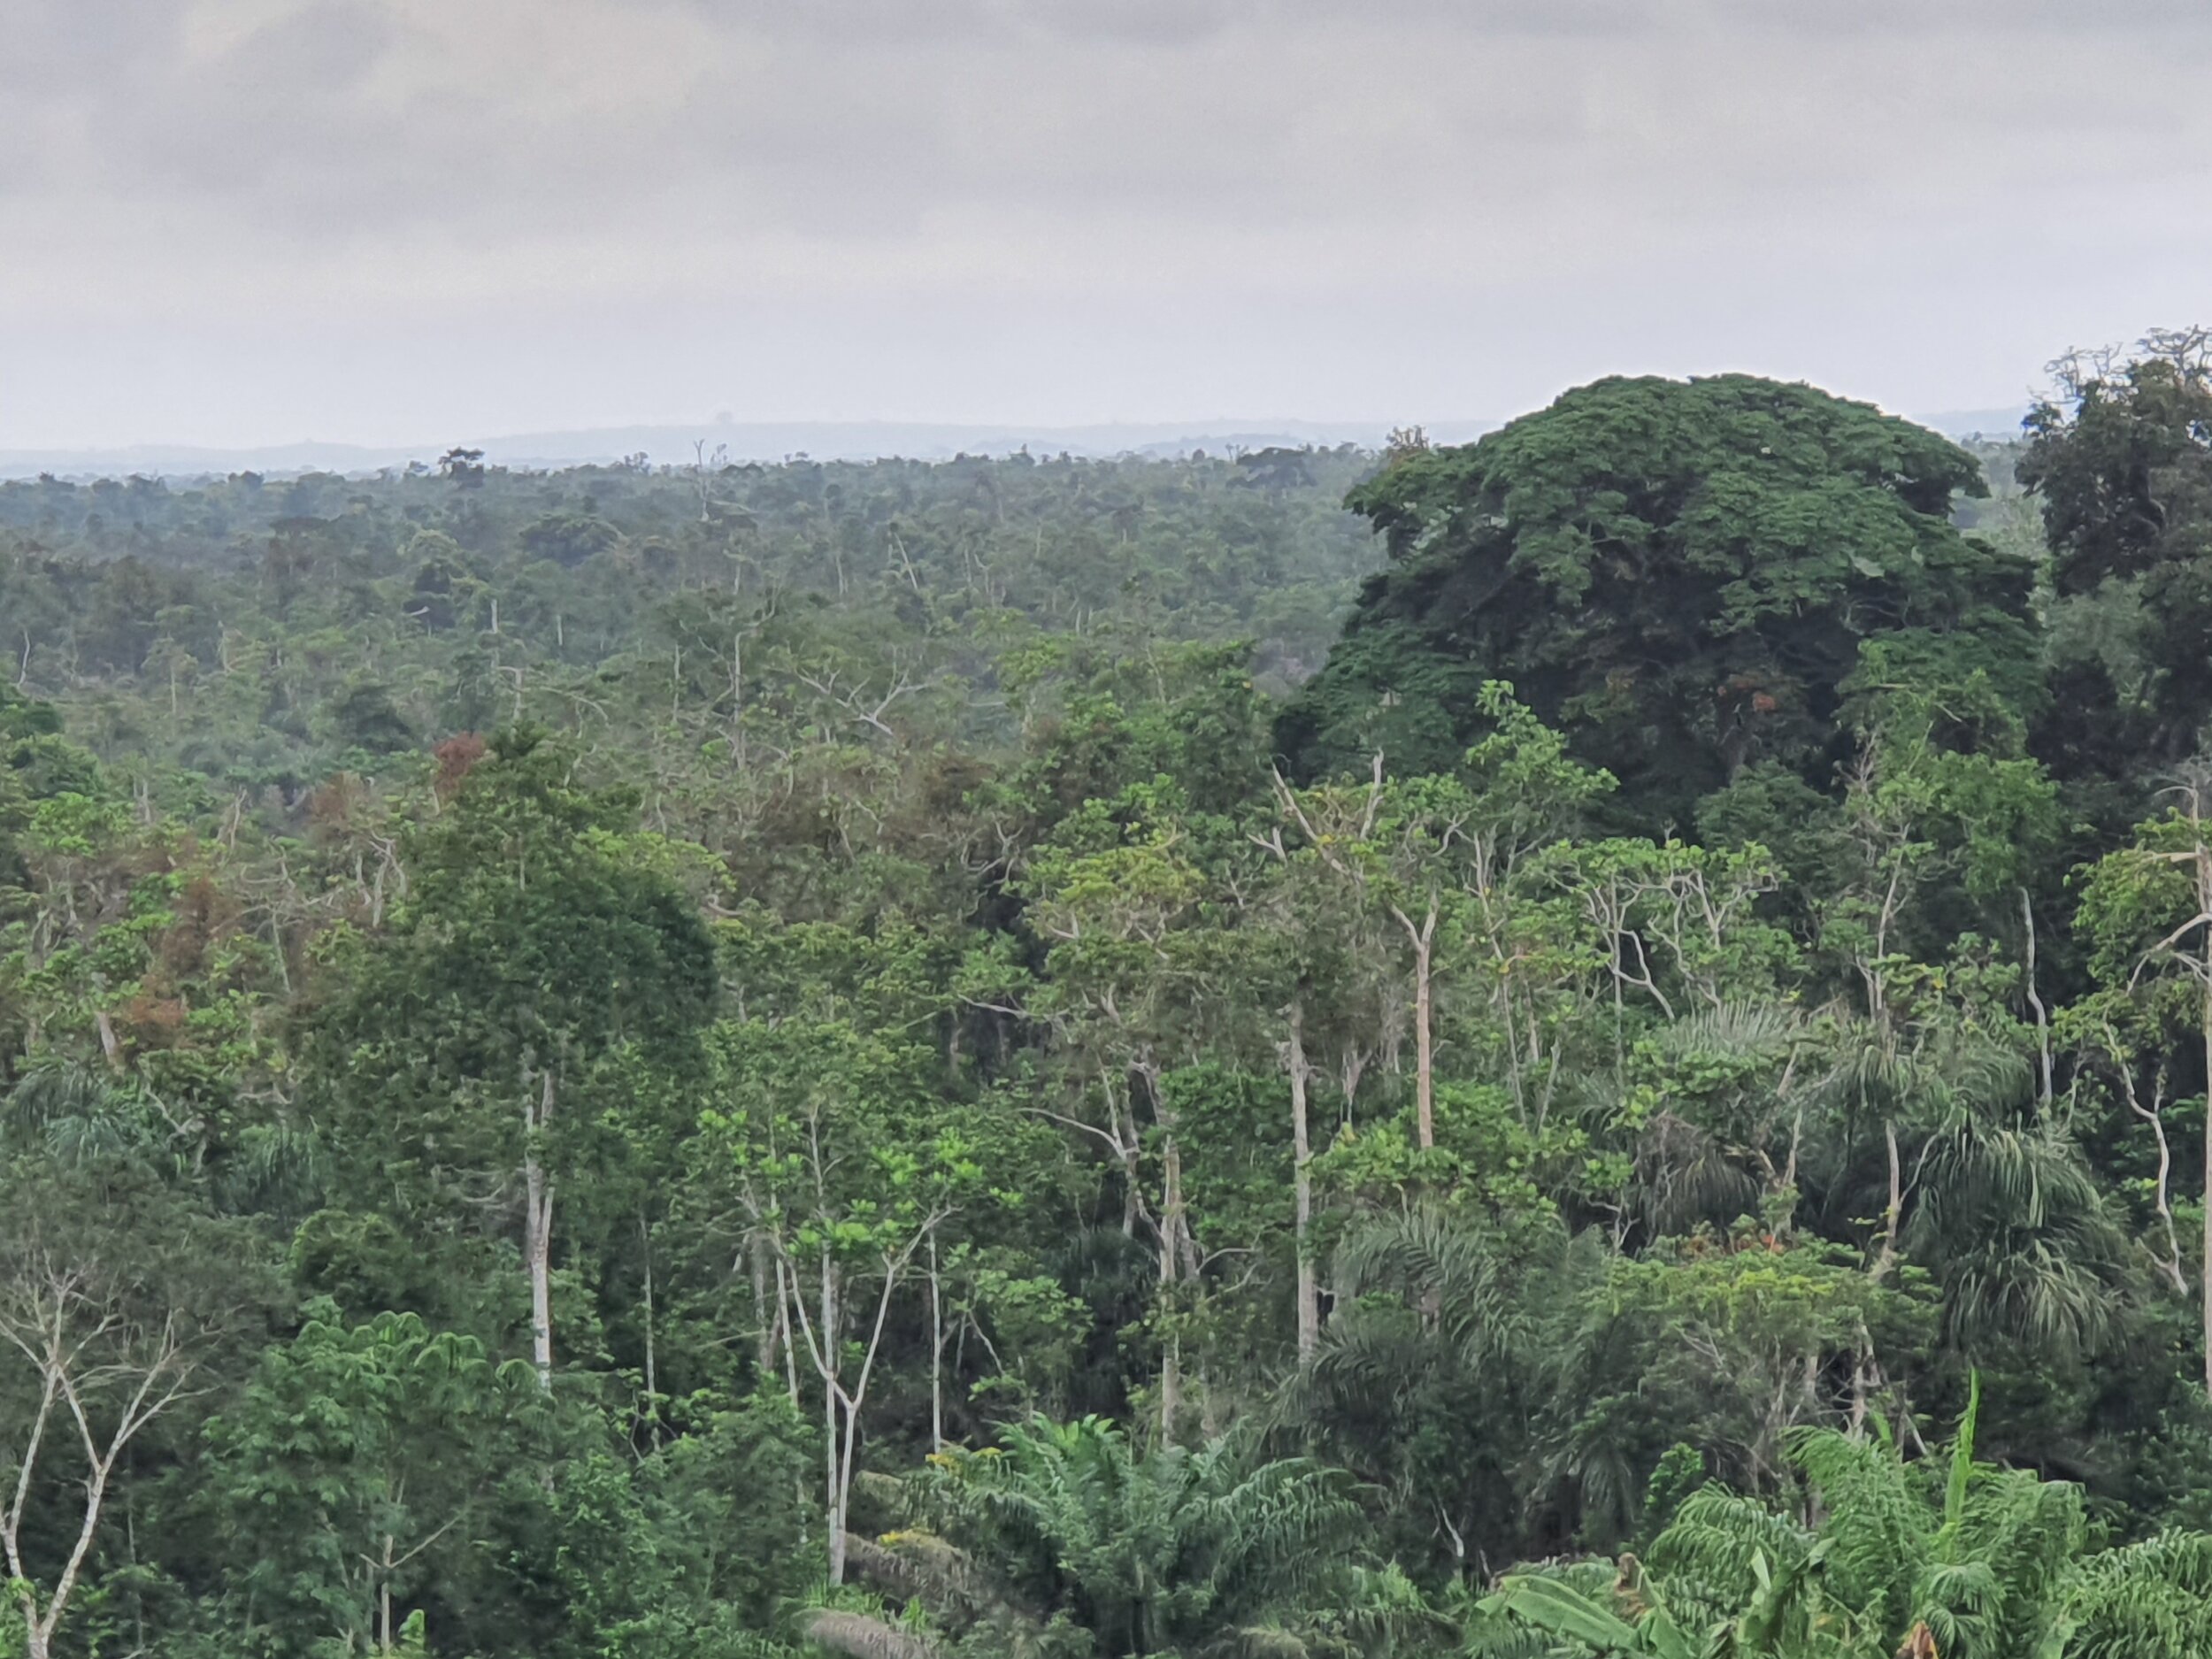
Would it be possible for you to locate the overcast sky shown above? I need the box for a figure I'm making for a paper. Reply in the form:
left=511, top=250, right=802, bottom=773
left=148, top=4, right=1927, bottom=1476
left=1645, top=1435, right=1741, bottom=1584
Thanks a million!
left=4, top=0, right=2208, bottom=449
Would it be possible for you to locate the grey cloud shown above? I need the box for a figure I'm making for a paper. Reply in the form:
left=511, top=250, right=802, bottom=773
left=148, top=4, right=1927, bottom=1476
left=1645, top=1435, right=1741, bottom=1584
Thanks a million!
left=128, top=4, right=402, bottom=196
left=663, top=0, right=2212, bottom=42
left=0, top=1, right=191, bottom=88
left=14, top=0, right=2208, bottom=232
left=2, top=0, right=2208, bottom=448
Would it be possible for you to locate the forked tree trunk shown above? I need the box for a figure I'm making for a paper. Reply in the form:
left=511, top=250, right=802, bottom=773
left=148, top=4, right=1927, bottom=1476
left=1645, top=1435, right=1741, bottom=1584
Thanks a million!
left=1392, top=902, right=1439, bottom=1149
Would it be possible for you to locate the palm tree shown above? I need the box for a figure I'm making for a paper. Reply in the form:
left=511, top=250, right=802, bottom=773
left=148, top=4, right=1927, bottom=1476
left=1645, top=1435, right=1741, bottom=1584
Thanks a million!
left=1280, top=1209, right=1617, bottom=1566
left=803, top=1414, right=1427, bottom=1659
left=1567, top=1004, right=2131, bottom=1371
left=1471, top=1378, right=2212, bottom=1657
left=4, top=1056, right=155, bottom=1164
left=1900, top=1105, right=2126, bottom=1360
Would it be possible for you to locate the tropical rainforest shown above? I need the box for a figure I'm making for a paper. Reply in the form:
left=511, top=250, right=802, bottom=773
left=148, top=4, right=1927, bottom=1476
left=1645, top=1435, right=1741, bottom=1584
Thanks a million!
left=5, top=332, right=2212, bottom=1659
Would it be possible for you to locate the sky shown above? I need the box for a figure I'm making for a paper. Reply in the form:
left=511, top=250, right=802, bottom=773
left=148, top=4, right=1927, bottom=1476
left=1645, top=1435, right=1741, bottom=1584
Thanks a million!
left=4, top=0, right=2209, bottom=451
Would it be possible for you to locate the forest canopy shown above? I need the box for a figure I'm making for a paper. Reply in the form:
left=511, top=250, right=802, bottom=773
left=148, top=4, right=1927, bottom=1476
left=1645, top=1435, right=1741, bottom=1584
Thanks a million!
left=1275, top=375, right=2041, bottom=826
left=6, top=343, right=2212, bottom=1658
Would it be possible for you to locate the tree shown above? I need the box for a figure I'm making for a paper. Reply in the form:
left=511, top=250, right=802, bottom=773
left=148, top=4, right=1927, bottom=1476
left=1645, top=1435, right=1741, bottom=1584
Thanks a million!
left=1287, top=1210, right=1614, bottom=1571
left=815, top=1415, right=1403, bottom=1659
left=202, top=1302, right=533, bottom=1655
left=1018, top=781, right=1257, bottom=1439
left=307, top=730, right=718, bottom=1390
left=1278, top=375, right=2039, bottom=829
left=0, top=1168, right=241, bottom=1659
left=1476, top=1378, right=2212, bottom=1658
left=2076, top=762, right=2212, bottom=1394
left=703, top=1013, right=981, bottom=1585
left=2022, top=327, right=2212, bottom=784
left=1267, top=684, right=1615, bottom=1149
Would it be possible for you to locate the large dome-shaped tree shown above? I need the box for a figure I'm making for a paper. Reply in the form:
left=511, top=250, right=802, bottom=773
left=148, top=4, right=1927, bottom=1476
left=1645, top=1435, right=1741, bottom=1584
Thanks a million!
left=1277, top=375, right=2040, bottom=825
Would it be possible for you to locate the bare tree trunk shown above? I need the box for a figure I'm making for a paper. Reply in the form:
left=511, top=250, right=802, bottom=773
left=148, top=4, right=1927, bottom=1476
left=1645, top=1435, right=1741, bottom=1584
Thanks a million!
left=1870, top=1119, right=1902, bottom=1282
left=525, top=1071, right=556, bottom=1391
left=1157, top=1333, right=1180, bottom=1446
left=1847, top=1327, right=1876, bottom=1440
left=640, top=1215, right=661, bottom=1450
left=927, top=1236, right=945, bottom=1454
left=94, top=1010, right=121, bottom=1071
left=1413, top=930, right=1434, bottom=1149
left=2021, top=887, right=2055, bottom=1110
left=773, top=1257, right=801, bottom=1410
left=751, top=1233, right=777, bottom=1377
left=0, top=1293, right=199, bottom=1659
left=1157, top=1143, right=1183, bottom=1443
left=525, top=1159, right=553, bottom=1390
left=2111, top=1043, right=2189, bottom=1295
left=380, top=1534, right=396, bottom=1653
left=789, top=1236, right=919, bottom=1586
left=2200, top=972, right=2211, bottom=1397
left=1156, top=1083, right=1185, bottom=1442
left=818, top=1248, right=843, bottom=1583
left=1287, top=1001, right=1319, bottom=1364
left=1393, top=903, right=1439, bottom=1149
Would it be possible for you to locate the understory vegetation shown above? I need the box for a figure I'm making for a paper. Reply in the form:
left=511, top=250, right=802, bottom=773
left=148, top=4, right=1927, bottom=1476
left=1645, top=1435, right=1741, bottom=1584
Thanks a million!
left=6, top=334, right=2212, bottom=1657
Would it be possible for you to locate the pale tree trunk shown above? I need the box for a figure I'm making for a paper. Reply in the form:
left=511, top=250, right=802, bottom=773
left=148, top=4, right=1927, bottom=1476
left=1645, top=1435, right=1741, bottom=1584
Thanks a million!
left=524, top=1071, right=556, bottom=1391
left=819, top=1248, right=842, bottom=1582
left=1287, top=1001, right=1319, bottom=1364
left=94, top=1010, right=122, bottom=1071
left=1159, top=1133, right=1194, bottom=1442
left=2200, top=971, right=2211, bottom=1397
left=640, top=1215, right=661, bottom=1450
left=778, top=1226, right=939, bottom=1586
left=379, top=1534, right=396, bottom=1653
left=1392, top=902, right=1439, bottom=1149
left=750, top=1235, right=775, bottom=1375
left=2113, top=1051, right=2189, bottom=1295
left=1153, top=1069, right=1202, bottom=1441
left=2185, top=827, right=2212, bottom=1397
left=1157, top=1337, right=1181, bottom=1445
left=2117, top=812, right=2212, bottom=1387
left=2021, top=888, right=2055, bottom=1110
left=1870, top=1119, right=1903, bottom=1283
left=927, top=1236, right=945, bottom=1454
left=0, top=1297, right=197, bottom=1659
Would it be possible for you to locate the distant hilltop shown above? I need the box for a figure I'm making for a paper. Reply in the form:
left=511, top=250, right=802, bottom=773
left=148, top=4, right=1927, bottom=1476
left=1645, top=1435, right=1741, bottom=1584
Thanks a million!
left=0, top=406, right=2032, bottom=480
left=1929, top=406, right=2035, bottom=439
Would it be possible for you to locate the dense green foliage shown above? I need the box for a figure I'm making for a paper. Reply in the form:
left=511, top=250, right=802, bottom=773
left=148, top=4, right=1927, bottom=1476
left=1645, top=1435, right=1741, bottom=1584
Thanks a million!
left=1277, top=378, right=2039, bottom=825
left=5, top=349, right=2212, bottom=1658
